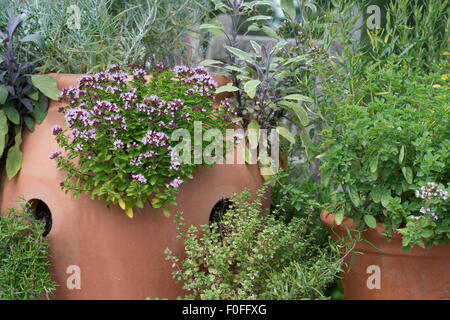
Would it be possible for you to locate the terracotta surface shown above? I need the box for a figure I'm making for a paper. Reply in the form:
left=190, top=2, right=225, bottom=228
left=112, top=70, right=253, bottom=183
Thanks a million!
left=0, top=73, right=269, bottom=300
left=321, top=211, right=450, bottom=300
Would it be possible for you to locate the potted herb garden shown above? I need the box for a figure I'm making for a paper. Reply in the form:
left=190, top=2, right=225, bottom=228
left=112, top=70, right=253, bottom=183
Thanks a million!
left=319, top=65, right=450, bottom=299
left=1, top=1, right=310, bottom=300
left=0, top=61, right=269, bottom=299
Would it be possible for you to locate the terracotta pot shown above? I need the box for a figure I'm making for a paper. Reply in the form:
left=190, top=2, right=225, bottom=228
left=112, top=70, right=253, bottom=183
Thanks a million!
left=0, top=73, right=269, bottom=300
left=321, top=211, right=450, bottom=300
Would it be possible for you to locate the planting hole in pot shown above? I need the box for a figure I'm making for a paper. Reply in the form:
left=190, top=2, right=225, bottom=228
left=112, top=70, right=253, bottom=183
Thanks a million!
left=209, top=198, right=233, bottom=225
left=28, top=199, right=52, bottom=237
left=209, top=198, right=234, bottom=239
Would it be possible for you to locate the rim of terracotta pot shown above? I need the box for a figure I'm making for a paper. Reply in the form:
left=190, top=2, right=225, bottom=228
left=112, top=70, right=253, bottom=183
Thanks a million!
left=321, top=210, right=450, bottom=257
left=47, top=72, right=232, bottom=95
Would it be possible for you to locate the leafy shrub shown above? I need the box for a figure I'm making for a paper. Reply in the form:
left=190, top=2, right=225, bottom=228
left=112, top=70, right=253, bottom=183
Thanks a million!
left=0, top=0, right=212, bottom=73
left=202, top=0, right=313, bottom=131
left=319, top=65, right=449, bottom=251
left=165, top=188, right=342, bottom=299
left=361, top=0, right=449, bottom=73
left=0, top=200, right=57, bottom=300
left=0, top=14, right=58, bottom=180
left=53, top=64, right=237, bottom=218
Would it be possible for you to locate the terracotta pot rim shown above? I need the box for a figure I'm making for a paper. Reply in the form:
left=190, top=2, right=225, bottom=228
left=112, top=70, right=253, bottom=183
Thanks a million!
left=47, top=72, right=230, bottom=88
left=321, top=210, right=450, bottom=257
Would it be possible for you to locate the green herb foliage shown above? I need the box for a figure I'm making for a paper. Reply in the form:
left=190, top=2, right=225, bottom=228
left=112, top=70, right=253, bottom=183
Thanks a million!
left=54, top=64, right=236, bottom=218
left=165, top=188, right=342, bottom=299
left=0, top=0, right=212, bottom=73
left=0, top=199, right=57, bottom=300
left=319, top=65, right=449, bottom=251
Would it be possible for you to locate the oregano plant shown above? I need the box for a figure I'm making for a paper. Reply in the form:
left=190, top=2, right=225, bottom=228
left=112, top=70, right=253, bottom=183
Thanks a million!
left=320, top=65, right=449, bottom=251
left=53, top=64, right=237, bottom=218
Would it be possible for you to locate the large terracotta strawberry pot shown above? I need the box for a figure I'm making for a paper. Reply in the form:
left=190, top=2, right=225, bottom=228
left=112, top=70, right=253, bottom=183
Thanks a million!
left=321, top=211, right=450, bottom=300
left=0, top=73, right=269, bottom=300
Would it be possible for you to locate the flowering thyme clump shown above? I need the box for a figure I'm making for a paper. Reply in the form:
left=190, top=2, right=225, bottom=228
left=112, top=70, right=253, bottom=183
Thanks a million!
left=415, top=182, right=448, bottom=201
left=53, top=64, right=237, bottom=218
left=410, top=183, right=448, bottom=222
left=398, top=182, right=449, bottom=251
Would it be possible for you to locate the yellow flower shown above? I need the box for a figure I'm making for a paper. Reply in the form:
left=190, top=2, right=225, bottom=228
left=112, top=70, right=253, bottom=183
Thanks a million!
left=444, top=52, right=450, bottom=56
left=433, top=84, right=443, bottom=88
left=442, top=74, right=448, bottom=81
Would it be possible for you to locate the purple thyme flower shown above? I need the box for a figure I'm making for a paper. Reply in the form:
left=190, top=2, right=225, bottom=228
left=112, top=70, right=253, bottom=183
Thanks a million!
left=120, top=89, right=137, bottom=103
left=80, top=128, right=97, bottom=141
left=94, top=71, right=109, bottom=84
left=415, top=182, right=448, bottom=200
left=105, top=86, right=121, bottom=94
left=108, top=64, right=121, bottom=73
left=74, top=143, right=83, bottom=152
left=49, top=150, right=61, bottom=160
left=192, top=105, right=206, bottom=112
left=127, top=141, right=138, bottom=149
left=130, top=158, right=142, bottom=166
left=168, top=120, right=178, bottom=130
left=167, top=177, right=183, bottom=189
left=180, top=113, right=190, bottom=121
left=132, top=174, right=147, bottom=184
left=430, top=212, right=439, bottom=221
left=52, top=125, right=62, bottom=135
left=64, top=108, right=91, bottom=128
left=136, top=103, right=147, bottom=112
left=142, top=130, right=169, bottom=147
left=133, top=68, right=146, bottom=82
left=167, top=99, right=184, bottom=113
left=110, top=72, right=128, bottom=86
left=144, top=95, right=165, bottom=109
left=69, top=128, right=80, bottom=144
left=170, top=161, right=181, bottom=171
left=113, top=139, right=124, bottom=150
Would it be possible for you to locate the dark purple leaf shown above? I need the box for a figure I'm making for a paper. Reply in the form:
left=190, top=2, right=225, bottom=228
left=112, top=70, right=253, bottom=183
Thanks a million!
left=6, top=85, right=15, bottom=96
left=22, top=83, right=33, bottom=95
left=11, top=71, right=20, bottom=84
left=20, top=97, right=33, bottom=111
left=18, top=62, right=31, bottom=73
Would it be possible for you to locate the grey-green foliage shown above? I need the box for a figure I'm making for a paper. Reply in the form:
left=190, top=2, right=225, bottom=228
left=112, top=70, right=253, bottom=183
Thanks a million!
left=360, top=0, right=449, bottom=72
left=0, top=0, right=211, bottom=73
left=0, top=199, right=57, bottom=300
left=165, top=188, right=342, bottom=300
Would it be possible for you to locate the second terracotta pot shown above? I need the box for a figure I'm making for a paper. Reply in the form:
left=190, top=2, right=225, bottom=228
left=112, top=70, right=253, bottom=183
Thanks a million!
left=321, top=210, right=450, bottom=300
